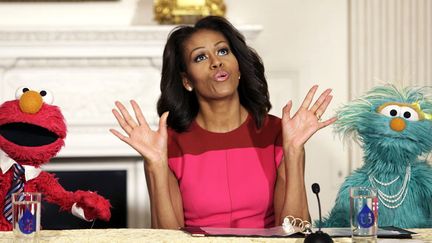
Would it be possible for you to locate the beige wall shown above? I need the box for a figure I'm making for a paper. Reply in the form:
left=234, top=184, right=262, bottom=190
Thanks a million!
left=0, top=0, right=349, bottom=223
left=227, top=0, right=349, bottom=222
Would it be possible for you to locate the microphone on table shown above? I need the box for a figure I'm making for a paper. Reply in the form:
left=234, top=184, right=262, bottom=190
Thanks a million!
left=304, top=183, right=333, bottom=243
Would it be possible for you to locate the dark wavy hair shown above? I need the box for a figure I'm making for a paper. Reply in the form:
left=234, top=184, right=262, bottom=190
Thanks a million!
left=157, top=16, right=271, bottom=132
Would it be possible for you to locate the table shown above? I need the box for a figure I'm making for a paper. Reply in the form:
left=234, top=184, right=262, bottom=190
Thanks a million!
left=0, top=228, right=429, bottom=243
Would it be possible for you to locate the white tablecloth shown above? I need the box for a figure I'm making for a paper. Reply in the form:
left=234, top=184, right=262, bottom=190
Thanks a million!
left=0, top=228, right=429, bottom=243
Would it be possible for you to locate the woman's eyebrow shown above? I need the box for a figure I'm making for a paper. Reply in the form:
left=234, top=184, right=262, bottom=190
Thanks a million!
left=190, top=46, right=204, bottom=53
left=191, top=40, right=226, bottom=53
left=188, top=40, right=228, bottom=59
left=214, top=40, right=227, bottom=46
left=188, top=46, right=204, bottom=60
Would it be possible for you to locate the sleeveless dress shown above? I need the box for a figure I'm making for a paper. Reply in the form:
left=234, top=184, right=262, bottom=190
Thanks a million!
left=168, top=114, right=283, bottom=228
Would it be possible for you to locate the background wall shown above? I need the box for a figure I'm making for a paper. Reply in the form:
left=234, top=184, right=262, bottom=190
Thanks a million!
left=0, top=0, right=349, bottom=223
left=227, top=0, right=349, bottom=222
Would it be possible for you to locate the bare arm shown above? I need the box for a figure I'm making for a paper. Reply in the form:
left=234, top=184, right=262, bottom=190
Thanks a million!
left=145, top=163, right=184, bottom=228
left=273, top=152, right=309, bottom=225
left=276, top=150, right=309, bottom=225
left=274, top=85, right=337, bottom=225
left=110, top=100, right=183, bottom=229
left=273, top=160, right=286, bottom=224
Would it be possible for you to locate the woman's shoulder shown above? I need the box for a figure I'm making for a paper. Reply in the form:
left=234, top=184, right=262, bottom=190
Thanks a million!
left=244, top=113, right=281, bottom=143
left=259, top=114, right=281, bottom=131
left=265, top=114, right=281, bottom=123
left=167, top=113, right=281, bottom=136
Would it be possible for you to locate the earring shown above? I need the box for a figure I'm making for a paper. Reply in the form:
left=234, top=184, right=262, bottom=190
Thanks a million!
left=187, top=87, right=193, bottom=92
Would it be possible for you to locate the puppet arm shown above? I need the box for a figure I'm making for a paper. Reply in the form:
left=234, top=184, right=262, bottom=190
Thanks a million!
left=32, top=171, right=75, bottom=212
left=33, top=171, right=111, bottom=222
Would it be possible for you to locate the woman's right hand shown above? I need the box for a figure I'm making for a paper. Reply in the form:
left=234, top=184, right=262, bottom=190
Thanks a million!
left=110, top=100, right=169, bottom=168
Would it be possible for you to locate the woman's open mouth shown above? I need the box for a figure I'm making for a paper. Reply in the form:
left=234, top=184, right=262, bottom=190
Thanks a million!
left=214, top=71, right=230, bottom=82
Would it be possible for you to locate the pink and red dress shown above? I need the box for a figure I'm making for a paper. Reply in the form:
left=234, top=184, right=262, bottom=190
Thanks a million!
left=168, top=114, right=283, bottom=228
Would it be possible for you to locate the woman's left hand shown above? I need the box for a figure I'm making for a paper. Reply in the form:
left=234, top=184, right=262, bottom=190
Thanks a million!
left=281, top=85, right=337, bottom=150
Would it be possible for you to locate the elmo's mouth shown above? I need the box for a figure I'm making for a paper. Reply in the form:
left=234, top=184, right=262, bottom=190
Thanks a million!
left=0, top=122, right=59, bottom=147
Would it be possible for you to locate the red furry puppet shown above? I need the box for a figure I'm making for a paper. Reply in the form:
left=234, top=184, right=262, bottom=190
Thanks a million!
left=0, top=87, right=111, bottom=231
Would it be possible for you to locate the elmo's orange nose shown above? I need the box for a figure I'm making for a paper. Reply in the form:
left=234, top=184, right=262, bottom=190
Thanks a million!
left=19, top=90, right=43, bottom=114
left=390, top=117, right=406, bottom=132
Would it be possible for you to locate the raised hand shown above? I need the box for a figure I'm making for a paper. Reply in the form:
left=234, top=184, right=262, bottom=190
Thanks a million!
left=110, top=100, right=169, bottom=167
left=281, top=85, right=337, bottom=149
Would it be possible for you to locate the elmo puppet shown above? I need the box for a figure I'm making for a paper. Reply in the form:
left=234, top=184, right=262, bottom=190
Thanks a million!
left=0, top=87, right=111, bottom=231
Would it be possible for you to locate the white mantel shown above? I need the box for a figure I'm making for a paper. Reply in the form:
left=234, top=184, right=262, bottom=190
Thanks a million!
left=0, top=26, right=262, bottom=157
left=0, top=26, right=261, bottom=57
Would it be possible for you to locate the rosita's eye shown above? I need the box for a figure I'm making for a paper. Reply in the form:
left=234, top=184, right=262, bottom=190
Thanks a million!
left=400, top=106, right=419, bottom=121
left=379, top=105, right=401, bottom=118
left=379, top=104, right=420, bottom=121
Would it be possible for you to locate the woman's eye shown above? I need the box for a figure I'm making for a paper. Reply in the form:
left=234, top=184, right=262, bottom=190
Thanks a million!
left=194, top=54, right=207, bottom=62
left=218, top=48, right=229, bottom=56
left=379, top=105, right=401, bottom=118
left=400, top=106, right=419, bottom=121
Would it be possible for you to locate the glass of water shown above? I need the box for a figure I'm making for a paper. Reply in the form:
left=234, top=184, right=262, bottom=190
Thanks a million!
left=12, top=192, right=41, bottom=240
left=350, top=187, right=378, bottom=242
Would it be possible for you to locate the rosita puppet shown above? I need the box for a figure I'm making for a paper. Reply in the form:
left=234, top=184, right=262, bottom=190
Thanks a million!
left=322, top=84, right=432, bottom=228
left=0, top=87, right=111, bottom=231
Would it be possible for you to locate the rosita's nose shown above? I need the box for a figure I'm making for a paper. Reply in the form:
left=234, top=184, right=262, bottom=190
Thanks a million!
left=19, top=90, right=43, bottom=114
left=390, top=117, right=406, bottom=132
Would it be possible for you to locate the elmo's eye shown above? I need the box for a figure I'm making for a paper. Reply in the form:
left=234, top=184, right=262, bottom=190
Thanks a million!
left=400, top=106, right=419, bottom=121
left=40, top=89, right=54, bottom=104
left=15, top=86, right=30, bottom=99
left=379, top=105, right=401, bottom=118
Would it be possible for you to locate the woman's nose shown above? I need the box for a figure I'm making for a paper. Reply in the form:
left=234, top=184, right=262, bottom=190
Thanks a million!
left=210, top=57, right=223, bottom=69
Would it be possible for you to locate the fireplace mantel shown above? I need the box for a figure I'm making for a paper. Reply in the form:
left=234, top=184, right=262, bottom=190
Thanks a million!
left=0, top=26, right=262, bottom=157
left=0, top=26, right=261, bottom=57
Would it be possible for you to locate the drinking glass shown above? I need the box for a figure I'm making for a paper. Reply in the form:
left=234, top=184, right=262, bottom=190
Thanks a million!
left=12, top=192, right=41, bottom=241
left=350, top=187, right=378, bottom=242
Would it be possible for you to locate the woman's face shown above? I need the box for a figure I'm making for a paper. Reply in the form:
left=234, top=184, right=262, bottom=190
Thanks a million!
left=182, top=29, right=240, bottom=101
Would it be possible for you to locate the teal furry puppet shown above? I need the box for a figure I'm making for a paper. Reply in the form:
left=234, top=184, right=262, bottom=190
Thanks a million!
left=321, top=84, right=432, bottom=228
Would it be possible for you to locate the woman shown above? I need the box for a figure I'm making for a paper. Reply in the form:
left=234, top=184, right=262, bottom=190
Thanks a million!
left=110, top=16, right=336, bottom=229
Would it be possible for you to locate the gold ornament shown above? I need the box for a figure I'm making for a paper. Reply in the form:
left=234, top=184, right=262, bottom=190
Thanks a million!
left=154, top=0, right=226, bottom=24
